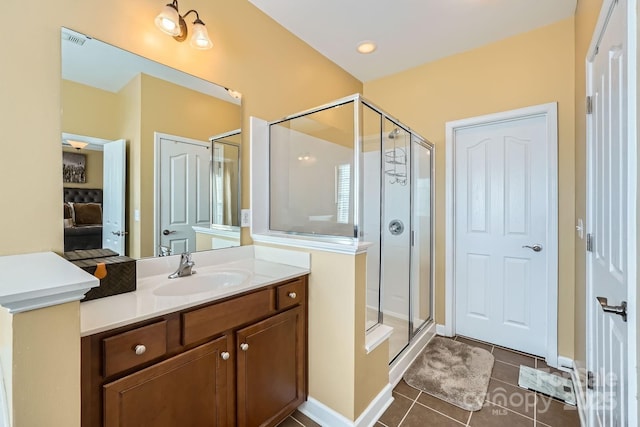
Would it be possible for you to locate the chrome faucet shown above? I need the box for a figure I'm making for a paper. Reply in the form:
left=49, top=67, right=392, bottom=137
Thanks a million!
left=168, top=252, right=196, bottom=279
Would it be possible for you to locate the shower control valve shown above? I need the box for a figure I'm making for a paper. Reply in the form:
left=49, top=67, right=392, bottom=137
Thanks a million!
left=389, top=220, right=404, bottom=236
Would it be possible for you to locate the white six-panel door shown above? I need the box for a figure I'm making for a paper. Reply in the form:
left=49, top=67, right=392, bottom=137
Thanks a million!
left=587, top=0, right=635, bottom=425
left=157, top=134, right=211, bottom=255
left=449, top=107, right=557, bottom=358
left=102, top=139, right=126, bottom=255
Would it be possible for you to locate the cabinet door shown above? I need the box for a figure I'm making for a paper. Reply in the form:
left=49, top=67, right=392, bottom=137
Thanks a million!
left=103, top=337, right=229, bottom=427
left=236, top=307, right=305, bottom=427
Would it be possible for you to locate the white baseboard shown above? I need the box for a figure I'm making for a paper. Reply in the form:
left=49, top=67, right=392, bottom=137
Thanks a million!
left=435, top=323, right=451, bottom=337
left=571, top=360, right=588, bottom=427
left=298, top=383, right=393, bottom=427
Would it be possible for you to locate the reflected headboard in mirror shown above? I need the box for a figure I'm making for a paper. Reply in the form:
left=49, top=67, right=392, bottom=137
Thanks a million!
left=61, top=27, right=242, bottom=259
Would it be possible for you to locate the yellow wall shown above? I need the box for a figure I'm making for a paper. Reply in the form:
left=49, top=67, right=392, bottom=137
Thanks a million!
left=62, top=74, right=242, bottom=258
left=138, top=74, right=241, bottom=257
left=353, top=253, right=389, bottom=416
left=573, top=0, right=603, bottom=377
left=0, top=0, right=361, bottom=425
left=62, top=80, right=120, bottom=140
left=364, top=18, right=576, bottom=358
left=306, top=250, right=356, bottom=418
left=275, top=247, right=387, bottom=421
left=118, top=76, right=143, bottom=258
left=12, top=303, right=80, bottom=426
left=0, top=0, right=362, bottom=255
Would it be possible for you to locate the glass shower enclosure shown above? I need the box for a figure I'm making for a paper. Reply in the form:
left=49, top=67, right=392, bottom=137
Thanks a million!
left=268, top=94, right=434, bottom=363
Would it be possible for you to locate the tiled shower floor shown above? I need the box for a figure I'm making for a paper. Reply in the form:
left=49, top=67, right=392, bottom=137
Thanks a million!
left=277, top=336, right=581, bottom=427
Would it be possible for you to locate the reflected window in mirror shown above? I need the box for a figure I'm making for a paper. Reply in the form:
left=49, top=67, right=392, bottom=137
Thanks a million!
left=193, top=129, right=241, bottom=251
left=61, top=27, right=242, bottom=258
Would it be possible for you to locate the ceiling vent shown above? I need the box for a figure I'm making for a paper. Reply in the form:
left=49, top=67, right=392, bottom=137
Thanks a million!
left=62, top=31, right=88, bottom=46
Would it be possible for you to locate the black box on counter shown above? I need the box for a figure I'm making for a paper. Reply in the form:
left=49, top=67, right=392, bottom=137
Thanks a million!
left=63, top=249, right=136, bottom=302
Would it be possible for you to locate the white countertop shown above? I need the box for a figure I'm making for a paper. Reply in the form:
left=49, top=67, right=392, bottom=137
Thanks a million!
left=80, top=246, right=310, bottom=336
left=0, top=252, right=98, bottom=313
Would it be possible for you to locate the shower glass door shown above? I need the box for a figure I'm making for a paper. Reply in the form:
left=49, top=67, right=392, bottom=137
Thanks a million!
left=362, top=104, right=383, bottom=330
left=411, top=137, right=433, bottom=335
left=381, top=118, right=411, bottom=362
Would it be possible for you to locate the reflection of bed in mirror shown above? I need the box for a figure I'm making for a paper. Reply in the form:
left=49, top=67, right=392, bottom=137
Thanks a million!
left=63, top=188, right=103, bottom=252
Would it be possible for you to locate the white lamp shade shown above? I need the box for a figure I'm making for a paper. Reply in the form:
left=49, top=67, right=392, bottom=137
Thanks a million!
left=190, top=22, right=213, bottom=50
left=67, top=140, right=88, bottom=150
left=155, top=4, right=181, bottom=36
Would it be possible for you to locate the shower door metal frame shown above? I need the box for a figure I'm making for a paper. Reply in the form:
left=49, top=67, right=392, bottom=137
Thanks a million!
left=409, top=134, right=435, bottom=341
left=265, top=95, right=435, bottom=360
left=359, top=97, right=435, bottom=361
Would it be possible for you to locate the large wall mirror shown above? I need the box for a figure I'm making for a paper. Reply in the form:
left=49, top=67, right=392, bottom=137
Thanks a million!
left=61, top=27, right=242, bottom=259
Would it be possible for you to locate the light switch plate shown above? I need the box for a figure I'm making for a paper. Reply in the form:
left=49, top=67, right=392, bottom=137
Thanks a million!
left=576, top=218, right=584, bottom=239
left=241, top=209, right=251, bottom=227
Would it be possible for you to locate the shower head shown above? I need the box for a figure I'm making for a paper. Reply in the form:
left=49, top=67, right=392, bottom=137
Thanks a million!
left=388, top=128, right=400, bottom=139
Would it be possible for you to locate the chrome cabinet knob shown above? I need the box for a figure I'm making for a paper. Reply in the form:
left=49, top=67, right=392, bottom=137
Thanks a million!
left=288, top=292, right=297, bottom=299
left=134, top=344, right=146, bottom=355
left=240, top=343, right=249, bottom=351
left=221, top=351, right=230, bottom=360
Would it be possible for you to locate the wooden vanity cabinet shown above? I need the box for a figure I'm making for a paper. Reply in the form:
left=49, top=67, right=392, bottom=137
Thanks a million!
left=237, top=307, right=305, bottom=427
left=103, top=336, right=229, bottom=427
left=81, top=275, right=308, bottom=427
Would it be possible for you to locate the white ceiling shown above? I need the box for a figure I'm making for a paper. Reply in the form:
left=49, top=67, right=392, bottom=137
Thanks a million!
left=248, top=0, right=577, bottom=82
left=61, top=28, right=240, bottom=105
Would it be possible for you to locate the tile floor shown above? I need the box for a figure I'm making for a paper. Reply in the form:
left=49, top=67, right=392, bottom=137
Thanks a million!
left=278, top=336, right=581, bottom=427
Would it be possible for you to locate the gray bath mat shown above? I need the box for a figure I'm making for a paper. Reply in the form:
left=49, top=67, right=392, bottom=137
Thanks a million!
left=403, top=336, right=494, bottom=411
left=518, top=365, right=576, bottom=405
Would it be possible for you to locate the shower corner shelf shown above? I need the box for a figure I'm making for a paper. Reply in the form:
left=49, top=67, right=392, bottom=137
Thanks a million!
left=385, top=147, right=408, bottom=186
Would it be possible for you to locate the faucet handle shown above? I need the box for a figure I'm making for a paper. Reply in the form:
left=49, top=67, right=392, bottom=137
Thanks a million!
left=181, top=252, right=194, bottom=267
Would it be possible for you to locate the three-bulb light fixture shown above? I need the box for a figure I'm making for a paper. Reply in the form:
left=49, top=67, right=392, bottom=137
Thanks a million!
left=155, top=0, right=213, bottom=50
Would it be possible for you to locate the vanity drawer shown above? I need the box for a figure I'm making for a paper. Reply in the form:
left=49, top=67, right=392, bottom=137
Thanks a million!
left=182, top=289, right=273, bottom=346
left=276, top=278, right=306, bottom=310
left=103, top=321, right=167, bottom=378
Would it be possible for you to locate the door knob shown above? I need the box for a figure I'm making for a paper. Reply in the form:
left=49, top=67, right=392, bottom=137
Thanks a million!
left=522, top=244, right=543, bottom=252
left=596, top=297, right=627, bottom=322
left=112, top=231, right=129, bottom=236
left=220, top=351, right=230, bottom=360
left=162, top=229, right=176, bottom=236
left=240, top=343, right=249, bottom=351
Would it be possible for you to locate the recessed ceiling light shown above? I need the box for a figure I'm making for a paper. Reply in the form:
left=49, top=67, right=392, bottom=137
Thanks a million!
left=357, top=41, right=377, bottom=54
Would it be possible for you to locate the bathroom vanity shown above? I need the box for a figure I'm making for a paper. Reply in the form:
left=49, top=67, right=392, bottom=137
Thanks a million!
left=80, top=247, right=309, bottom=427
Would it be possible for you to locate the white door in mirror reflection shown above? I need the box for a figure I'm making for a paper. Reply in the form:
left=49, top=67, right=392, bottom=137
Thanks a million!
left=102, top=139, right=126, bottom=255
left=158, top=134, right=211, bottom=255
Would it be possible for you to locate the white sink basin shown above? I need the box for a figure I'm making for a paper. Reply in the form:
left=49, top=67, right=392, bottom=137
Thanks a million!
left=153, top=270, right=251, bottom=296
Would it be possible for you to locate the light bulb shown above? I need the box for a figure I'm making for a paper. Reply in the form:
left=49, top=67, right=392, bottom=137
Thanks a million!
left=190, top=21, right=213, bottom=50
left=155, top=4, right=181, bottom=37
left=357, top=41, right=377, bottom=54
